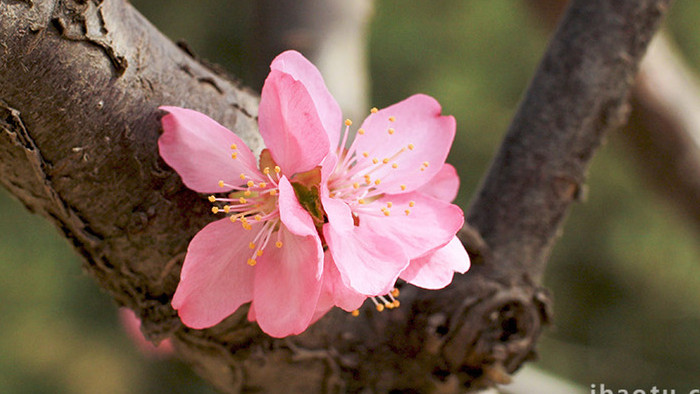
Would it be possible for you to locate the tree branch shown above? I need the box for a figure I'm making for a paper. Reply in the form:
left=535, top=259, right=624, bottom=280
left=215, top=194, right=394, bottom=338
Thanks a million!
left=0, top=0, right=671, bottom=392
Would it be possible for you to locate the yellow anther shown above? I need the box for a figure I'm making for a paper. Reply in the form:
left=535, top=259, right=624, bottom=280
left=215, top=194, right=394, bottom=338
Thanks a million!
left=259, top=182, right=267, bottom=188
left=400, top=184, right=407, bottom=191
left=329, top=192, right=336, bottom=198
left=386, top=202, right=393, bottom=208
left=409, top=201, right=415, bottom=207
left=358, top=129, right=365, bottom=135
left=239, top=197, right=247, bottom=204
left=211, top=206, right=219, bottom=214
left=382, top=158, right=390, bottom=164
left=385, top=301, right=394, bottom=309
left=391, top=288, right=400, bottom=298
left=351, top=310, right=360, bottom=317
left=404, top=209, right=411, bottom=216
left=230, top=215, right=239, bottom=223
left=389, top=116, right=396, bottom=122
left=263, top=167, right=270, bottom=175
left=274, top=166, right=281, bottom=173
left=256, top=249, right=264, bottom=257
left=275, top=241, right=283, bottom=248
left=243, top=223, right=252, bottom=231
left=230, top=144, right=238, bottom=150
left=383, top=210, right=390, bottom=216
left=208, top=195, right=216, bottom=203
left=372, top=158, right=379, bottom=164
left=345, top=119, right=352, bottom=126
left=362, top=152, right=369, bottom=158
left=254, top=214, right=262, bottom=221
left=370, top=107, right=378, bottom=114
left=420, top=167, right=426, bottom=171
left=231, top=152, right=238, bottom=159
left=388, top=128, right=395, bottom=135
left=423, top=161, right=430, bottom=167
left=376, top=303, right=385, bottom=312
left=393, top=300, right=400, bottom=308
left=223, top=205, right=231, bottom=213
left=270, top=189, right=277, bottom=196
left=247, top=258, right=257, bottom=266
left=241, top=217, right=249, bottom=224
left=218, top=180, right=225, bottom=188
left=408, top=143, right=415, bottom=150
left=244, top=190, right=252, bottom=196
left=352, top=182, right=360, bottom=189
left=392, top=163, right=398, bottom=169
left=358, top=198, right=366, bottom=205
left=240, top=173, right=246, bottom=180
left=247, top=180, right=255, bottom=187
left=249, top=242, right=256, bottom=249
left=374, top=179, right=381, bottom=185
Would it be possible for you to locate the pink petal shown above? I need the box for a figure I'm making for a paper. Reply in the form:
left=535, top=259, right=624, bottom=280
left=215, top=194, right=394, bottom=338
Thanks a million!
left=320, top=251, right=367, bottom=312
left=247, top=303, right=256, bottom=322
left=418, top=163, right=460, bottom=202
left=321, top=189, right=354, bottom=232
left=158, top=106, right=260, bottom=193
left=310, top=286, right=335, bottom=326
left=252, top=225, right=323, bottom=338
left=278, top=176, right=324, bottom=277
left=172, top=218, right=258, bottom=329
left=353, top=94, right=456, bottom=194
left=400, top=236, right=470, bottom=289
left=259, top=69, right=330, bottom=176
left=119, top=308, right=174, bottom=358
left=270, top=50, right=343, bottom=148
left=360, top=191, right=464, bottom=260
left=321, top=153, right=339, bottom=184
left=323, top=218, right=409, bottom=296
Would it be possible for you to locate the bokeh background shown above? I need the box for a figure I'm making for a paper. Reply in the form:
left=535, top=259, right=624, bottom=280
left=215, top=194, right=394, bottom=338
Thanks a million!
left=2, top=1, right=699, bottom=392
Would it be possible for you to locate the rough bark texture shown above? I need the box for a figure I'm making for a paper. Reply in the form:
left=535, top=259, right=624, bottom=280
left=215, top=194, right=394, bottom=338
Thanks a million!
left=527, top=0, right=700, bottom=234
left=0, top=0, right=671, bottom=392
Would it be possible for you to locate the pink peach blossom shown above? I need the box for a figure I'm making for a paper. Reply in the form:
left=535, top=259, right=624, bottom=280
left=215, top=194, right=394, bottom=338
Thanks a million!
left=159, top=50, right=469, bottom=338
left=158, top=54, right=332, bottom=337
left=319, top=94, right=469, bottom=312
left=119, top=308, right=174, bottom=358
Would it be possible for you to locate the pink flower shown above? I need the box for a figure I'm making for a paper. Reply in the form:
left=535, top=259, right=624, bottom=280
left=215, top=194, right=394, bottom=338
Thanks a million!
left=159, top=53, right=334, bottom=337
left=119, top=308, right=174, bottom=358
left=159, top=50, right=469, bottom=338
left=315, top=95, right=470, bottom=314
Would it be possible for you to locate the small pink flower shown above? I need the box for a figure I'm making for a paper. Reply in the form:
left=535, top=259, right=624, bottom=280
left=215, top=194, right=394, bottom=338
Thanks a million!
left=119, top=308, right=174, bottom=358
left=159, top=50, right=469, bottom=338
left=317, top=95, right=469, bottom=313
left=159, top=53, right=334, bottom=337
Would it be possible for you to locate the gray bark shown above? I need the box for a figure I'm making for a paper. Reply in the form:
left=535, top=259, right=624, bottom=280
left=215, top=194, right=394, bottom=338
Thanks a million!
left=0, top=0, right=671, bottom=392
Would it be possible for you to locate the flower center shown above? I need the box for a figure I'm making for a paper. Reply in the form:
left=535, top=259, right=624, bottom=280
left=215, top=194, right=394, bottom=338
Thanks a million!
left=327, top=110, right=420, bottom=220
left=208, top=145, right=285, bottom=266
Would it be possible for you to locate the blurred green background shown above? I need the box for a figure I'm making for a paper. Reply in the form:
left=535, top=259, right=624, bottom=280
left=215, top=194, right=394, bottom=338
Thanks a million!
left=2, top=1, right=699, bottom=392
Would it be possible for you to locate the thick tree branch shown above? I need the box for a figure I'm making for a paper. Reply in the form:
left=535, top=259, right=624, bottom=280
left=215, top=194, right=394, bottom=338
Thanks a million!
left=0, top=0, right=261, bottom=347
left=0, top=0, right=670, bottom=392
left=467, top=0, right=671, bottom=280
